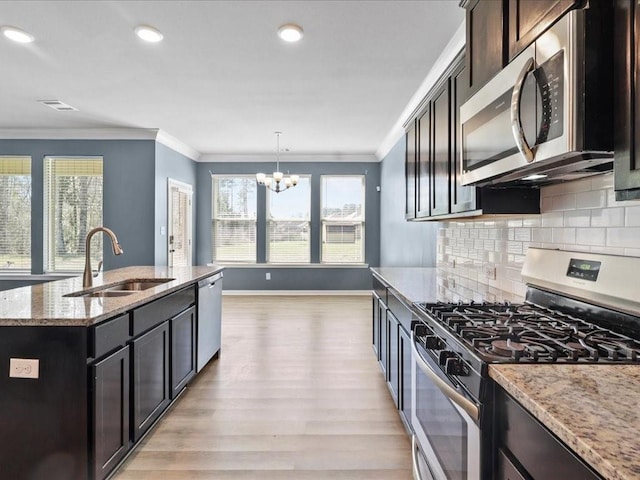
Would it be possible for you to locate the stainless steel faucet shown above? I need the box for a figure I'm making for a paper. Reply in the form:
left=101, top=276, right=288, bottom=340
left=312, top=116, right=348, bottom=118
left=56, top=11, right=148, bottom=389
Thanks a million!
left=83, top=227, right=124, bottom=288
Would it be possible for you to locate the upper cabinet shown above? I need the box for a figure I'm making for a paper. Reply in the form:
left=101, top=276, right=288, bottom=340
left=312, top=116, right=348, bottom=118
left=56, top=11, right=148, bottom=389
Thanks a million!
left=614, top=0, right=640, bottom=200
left=507, top=0, right=581, bottom=60
left=462, top=0, right=582, bottom=96
left=404, top=52, right=540, bottom=222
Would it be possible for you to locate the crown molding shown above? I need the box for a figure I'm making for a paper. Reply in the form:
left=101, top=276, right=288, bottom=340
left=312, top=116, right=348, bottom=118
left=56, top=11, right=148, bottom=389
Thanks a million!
left=155, top=130, right=201, bottom=161
left=375, top=19, right=466, bottom=161
left=0, top=127, right=160, bottom=140
left=199, top=153, right=378, bottom=163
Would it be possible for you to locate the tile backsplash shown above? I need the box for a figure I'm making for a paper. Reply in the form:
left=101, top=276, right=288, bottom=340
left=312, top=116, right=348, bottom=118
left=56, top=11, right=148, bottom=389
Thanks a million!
left=437, top=173, right=640, bottom=301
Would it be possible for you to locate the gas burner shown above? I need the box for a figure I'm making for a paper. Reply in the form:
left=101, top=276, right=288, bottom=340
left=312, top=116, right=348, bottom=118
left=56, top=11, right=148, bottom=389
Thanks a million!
left=491, top=339, right=525, bottom=357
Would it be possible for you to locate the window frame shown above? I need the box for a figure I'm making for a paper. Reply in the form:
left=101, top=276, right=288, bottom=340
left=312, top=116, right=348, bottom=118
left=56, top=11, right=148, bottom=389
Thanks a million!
left=320, top=174, right=366, bottom=265
left=0, top=156, right=32, bottom=272
left=266, top=174, right=312, bottom=264
left=43, top=156, right=104, bottom=273
left=211, top=174, right=258, bottom=264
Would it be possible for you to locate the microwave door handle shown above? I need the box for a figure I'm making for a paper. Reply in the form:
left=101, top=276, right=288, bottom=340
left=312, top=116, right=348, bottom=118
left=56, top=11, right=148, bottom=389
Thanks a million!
left=510, top=57, right=536, bottom=163
left=411, top=332, right=479, bottom=422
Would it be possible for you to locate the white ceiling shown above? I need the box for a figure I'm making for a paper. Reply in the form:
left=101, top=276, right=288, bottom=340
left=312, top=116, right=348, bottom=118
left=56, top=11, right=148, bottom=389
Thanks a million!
left=0, top=1, right=465, bottom=159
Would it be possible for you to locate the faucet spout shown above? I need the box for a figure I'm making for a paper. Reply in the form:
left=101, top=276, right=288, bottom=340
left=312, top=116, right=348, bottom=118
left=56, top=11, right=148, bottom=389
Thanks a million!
left=83, top=227, right=124, bottom=288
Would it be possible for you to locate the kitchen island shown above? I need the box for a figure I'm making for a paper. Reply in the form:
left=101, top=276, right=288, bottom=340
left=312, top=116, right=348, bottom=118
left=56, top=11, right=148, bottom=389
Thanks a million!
left=0, top=265, right=223, bottom=480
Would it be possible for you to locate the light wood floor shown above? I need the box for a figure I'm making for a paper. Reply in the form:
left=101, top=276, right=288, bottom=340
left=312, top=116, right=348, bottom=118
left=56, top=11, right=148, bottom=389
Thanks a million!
left=112, top=295, right=412, bottom=480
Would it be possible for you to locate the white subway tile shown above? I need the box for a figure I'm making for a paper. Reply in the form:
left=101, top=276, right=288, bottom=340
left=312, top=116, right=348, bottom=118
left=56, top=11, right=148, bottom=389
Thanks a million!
left=564, top=210, right=591, bottom=227
left=541, top=196, right=553, bottom=212
left=623, top=247, right=640, bottom=257
left=531, top=228, right=553, bottom=242
left=514, top=228, right=532, bottom=241
left=565, top=244, right=590, bottom=252
left=541, top=211, right=564, bottom=227
left=541, top=177, right=592, bottom=197
left=606, top=227, right=640, bottom=248
left=507, top=219, right=523, bottom=227
left=591, top=246, right=625, bottom=255
left=552, top=227, right=576, bottom=244
left=575, top=190, right=606, bottom=209
left=625, top=206, right=640, bottom=226
left=576, top=227, right=605, bottom=246
left=590, top=173, right=614, bottom=191
left=551, top=194, right=577, bottom=211
left=522, top=216, right=542, bottom=227
left=591, top=207, right=625, bottom=227
left=507, top=241, right=523, bottom=255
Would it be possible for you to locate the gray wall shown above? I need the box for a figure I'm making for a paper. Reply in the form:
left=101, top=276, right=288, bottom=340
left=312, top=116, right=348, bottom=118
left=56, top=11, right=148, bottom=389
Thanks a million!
left=196, top=161, right=380, bottom=290
left=0, top=139, right=156, bottom=273
left=154, top=142, right=198, bottom=265
left=379, top=136, right=438, bottom=267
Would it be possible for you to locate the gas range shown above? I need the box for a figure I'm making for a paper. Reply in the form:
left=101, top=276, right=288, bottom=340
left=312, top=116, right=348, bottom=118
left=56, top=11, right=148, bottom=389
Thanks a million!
left=414, top=301, right=640, bottom=364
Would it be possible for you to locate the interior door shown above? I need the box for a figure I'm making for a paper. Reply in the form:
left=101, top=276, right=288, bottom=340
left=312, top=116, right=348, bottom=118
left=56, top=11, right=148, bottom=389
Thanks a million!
left=168, top=179, right=193, bottom=267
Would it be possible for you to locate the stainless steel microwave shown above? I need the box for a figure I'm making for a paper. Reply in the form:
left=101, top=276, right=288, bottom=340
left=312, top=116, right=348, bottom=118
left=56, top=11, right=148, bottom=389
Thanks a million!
left=459, top=8, right=613, bottom=186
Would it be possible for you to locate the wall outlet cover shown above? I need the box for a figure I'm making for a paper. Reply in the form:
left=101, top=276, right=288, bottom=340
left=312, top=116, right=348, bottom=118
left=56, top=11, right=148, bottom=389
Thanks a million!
left=484, top=264, right=497, bottom=280
left=9, top=358, right=39, bottom=379
left=265, top=272, right=271, bottom=280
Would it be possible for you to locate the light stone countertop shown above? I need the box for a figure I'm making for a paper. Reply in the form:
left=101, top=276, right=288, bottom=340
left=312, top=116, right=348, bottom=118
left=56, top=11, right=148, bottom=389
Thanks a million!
left=0, top=265, right=223, bottom=327
left=490, top=364, right=640, bottom=480
left=370, top=267, right=440, bottom=305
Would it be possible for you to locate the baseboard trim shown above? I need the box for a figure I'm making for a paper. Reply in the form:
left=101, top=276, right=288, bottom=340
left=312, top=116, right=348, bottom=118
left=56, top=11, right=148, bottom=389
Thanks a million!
left=222, top=290, right=370, bottom=296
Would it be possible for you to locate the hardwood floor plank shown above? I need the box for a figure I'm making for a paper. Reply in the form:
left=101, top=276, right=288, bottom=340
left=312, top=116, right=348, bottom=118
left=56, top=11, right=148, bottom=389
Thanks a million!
left=112, top=295, right=412, bottom=479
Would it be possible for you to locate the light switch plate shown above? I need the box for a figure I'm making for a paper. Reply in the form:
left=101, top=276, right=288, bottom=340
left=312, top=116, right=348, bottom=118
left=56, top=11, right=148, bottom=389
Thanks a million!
left=9, top=358, right=39, bottom=379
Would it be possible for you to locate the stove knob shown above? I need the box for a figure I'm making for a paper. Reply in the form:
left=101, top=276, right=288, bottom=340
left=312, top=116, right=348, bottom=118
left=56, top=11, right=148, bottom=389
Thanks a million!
left=445, top=357, right=466, bottom=376
left=425, top=335, right=444, bottom=350
left=438, top=350, right=456, bottom=366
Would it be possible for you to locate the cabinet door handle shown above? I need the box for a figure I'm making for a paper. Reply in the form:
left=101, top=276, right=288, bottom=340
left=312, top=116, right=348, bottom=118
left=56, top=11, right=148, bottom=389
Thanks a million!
left=511, top=57, right=536, bottom=163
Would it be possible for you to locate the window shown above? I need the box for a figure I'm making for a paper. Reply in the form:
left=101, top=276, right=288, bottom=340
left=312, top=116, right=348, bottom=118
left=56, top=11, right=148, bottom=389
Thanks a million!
left=267, top=176, right=311, bottom=263
left=0, top=156, right=31, bottom=271
left=44, top=157, right=103, bottom=272
left=212, top=176, right=257, bottom=263
left=321, top=175, right=365, bottom=264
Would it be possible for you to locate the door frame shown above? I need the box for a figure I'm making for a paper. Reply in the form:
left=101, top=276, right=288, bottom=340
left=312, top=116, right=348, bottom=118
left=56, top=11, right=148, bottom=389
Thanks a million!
left=167, top=178, right=193, bottom=267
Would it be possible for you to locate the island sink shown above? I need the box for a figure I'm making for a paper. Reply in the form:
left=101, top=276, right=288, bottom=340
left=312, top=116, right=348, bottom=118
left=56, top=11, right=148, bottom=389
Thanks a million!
left=64, top=278, right=174, bottom=298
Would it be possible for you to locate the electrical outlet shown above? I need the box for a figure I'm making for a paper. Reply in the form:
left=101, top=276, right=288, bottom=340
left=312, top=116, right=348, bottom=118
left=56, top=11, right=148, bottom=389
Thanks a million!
left=9, top=358, right=39, bottom=379
left=484, top=264, right=497, bottom=281
left=265, top=272, right=271, bottom=280
left=450, top=259, right=456, bottom=269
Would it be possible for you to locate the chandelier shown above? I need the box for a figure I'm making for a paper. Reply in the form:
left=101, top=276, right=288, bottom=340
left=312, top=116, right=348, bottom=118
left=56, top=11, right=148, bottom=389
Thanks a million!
left=256, top=132, right=299, bottom=193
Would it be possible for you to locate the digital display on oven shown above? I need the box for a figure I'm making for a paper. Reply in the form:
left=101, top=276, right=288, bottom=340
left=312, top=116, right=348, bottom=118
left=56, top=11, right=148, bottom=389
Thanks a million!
left=567, top=258, right=601, bottom=282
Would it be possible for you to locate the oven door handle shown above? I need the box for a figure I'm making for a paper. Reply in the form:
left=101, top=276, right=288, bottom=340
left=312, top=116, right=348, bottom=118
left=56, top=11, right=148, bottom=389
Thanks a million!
left=411, top=434, right=435, bottom=480
left=411, top=332, right=479, bottom=422
left=510, top=56, right=536, bottom=164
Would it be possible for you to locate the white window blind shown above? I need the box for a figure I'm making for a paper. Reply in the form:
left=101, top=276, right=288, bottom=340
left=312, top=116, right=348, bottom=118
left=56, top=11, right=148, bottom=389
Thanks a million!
left=267, top=176, right=311, bottom=264
left=0, top=156, right=31, bottom=271
left=321, top=175, right=365, bottom=264
left=212, top=176, right=257, bottom=263
left=44, top=157, right=103, bottom=273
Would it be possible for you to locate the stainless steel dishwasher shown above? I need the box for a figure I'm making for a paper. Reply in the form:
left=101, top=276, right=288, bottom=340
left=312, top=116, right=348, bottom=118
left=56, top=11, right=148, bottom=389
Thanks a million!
left=197, top=272, right=223, bottom=372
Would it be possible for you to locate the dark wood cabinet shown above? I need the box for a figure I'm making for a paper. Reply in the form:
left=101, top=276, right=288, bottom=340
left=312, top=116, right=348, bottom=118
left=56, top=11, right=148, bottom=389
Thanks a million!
left=405, top=52, right=540, bottom=221
left=170, top=306, right=196, bottom=399
left=464, top=0, right=505, bottom=97
left=398, top=324, right=412, bottom=430
left=495, top=384, right=602, bottom=480
left=91, top=345, right=130, bottom=480
left=132, top=321, right=170, bottom=442
left=405, top=120, right=417, bottom=219
left=614, top=0, right=640, bottom=200
left=431, top=78, right=451, bottom=217
left=417, top=105, right=432, bottom=218
left=386, top=310, right=400, bottom=406
left=508, top=0, right=579, bottom=60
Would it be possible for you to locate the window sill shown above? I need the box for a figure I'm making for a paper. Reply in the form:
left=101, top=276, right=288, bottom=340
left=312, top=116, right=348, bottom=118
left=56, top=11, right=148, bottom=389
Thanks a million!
left=208, top=263, right=369, bottom=269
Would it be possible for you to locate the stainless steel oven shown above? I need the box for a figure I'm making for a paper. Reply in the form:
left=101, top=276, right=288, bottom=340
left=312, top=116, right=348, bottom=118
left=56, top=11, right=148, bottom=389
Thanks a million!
left=459, top=7, right=612, bottom=186
left=411, top=328, right=480, bottom=480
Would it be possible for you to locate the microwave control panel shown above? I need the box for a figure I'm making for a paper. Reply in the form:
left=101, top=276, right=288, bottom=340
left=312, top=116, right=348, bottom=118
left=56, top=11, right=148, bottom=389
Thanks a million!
left=535, top=50, right=564, bottom=145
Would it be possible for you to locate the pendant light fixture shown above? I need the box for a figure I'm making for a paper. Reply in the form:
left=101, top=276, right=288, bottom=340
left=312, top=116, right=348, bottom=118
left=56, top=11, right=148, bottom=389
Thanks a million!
left=256, top=132, right=299, bottom=193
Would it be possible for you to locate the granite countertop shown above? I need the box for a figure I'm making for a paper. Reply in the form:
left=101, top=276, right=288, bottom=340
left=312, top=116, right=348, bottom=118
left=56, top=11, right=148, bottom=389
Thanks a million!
left=0, top=265, right=223, bottom=327
left=370, top=267, right=439, bottom=305
left=490, top=364, right=640, bottom=480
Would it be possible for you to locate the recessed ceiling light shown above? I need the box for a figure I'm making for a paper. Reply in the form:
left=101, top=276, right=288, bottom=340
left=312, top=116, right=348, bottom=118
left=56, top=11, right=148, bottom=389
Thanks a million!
left=521, top=174, right=548, bottom=181
left=134, top=25, right=163, bottom=43
left=278, top=24, right=303, bottom=43
left=1, top=26, right=34, bottom=44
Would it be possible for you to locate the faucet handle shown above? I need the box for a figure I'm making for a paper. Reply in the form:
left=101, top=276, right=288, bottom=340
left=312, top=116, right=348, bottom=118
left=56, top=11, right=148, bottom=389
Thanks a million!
left=93, top=260, right=103, bottom=278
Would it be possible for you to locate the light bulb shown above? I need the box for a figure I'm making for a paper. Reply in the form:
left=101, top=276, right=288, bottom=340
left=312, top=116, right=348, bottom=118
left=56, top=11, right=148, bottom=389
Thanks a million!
left=278, top=24, right=303, bottom=43
left=135, top=25, right=164, bottom=43
left=290, top=175, right=299, bottom=186
left=1, top=26, right=34, bottom=43
left=284, top=178, right=292, bottom=188
left=273, top=171, right=284, bottom=182
left=256, top=173, right=266, bottom=184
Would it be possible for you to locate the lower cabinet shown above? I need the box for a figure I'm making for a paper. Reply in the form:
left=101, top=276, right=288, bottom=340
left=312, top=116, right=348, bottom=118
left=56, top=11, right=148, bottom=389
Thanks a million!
left=386, top=310, right=400, bottom=406
left=378, top=297, right=389, bottom=376
left=132, top=320, right=171, bottom=443
left=91, top=345, right=130, bottom=480
left=170, top=306, right=197, bottom=398
left=372, top=292, right=380, bottom=359
left=398, top=324, right=412, bottom=428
